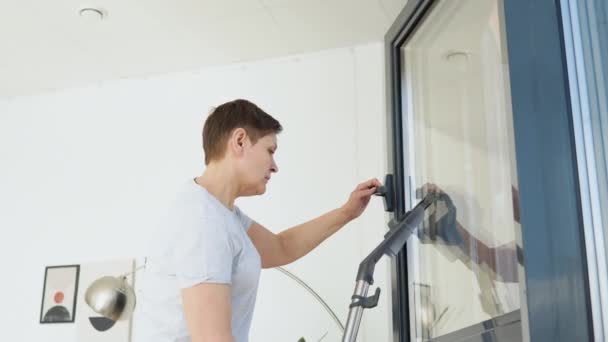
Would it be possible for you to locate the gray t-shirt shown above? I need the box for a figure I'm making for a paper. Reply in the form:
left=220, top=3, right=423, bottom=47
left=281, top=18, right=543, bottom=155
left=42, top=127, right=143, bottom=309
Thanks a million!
left=133, top=179, right=261, bottom=342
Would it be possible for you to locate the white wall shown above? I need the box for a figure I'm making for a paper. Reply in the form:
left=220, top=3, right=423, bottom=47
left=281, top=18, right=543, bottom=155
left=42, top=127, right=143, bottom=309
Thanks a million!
left=0, top=43, right=392, bottom=342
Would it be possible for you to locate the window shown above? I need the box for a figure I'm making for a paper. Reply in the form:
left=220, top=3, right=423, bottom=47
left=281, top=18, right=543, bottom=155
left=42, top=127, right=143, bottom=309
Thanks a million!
left=562, top=0, right=608, bottom=339
left=398, top=1, right=524, bottom=339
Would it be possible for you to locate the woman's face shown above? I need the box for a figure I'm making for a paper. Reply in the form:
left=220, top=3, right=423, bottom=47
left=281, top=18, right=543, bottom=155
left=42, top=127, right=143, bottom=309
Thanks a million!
left=237, top=133, right=278, bottom=196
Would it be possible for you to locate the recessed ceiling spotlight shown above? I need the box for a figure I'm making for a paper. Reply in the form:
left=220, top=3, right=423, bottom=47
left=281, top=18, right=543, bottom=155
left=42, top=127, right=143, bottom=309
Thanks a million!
left=79, top=7, right=106, bottom=21
left=444, top=51, right=469, bottom=62
left=444, top=51, right=470, bottom=71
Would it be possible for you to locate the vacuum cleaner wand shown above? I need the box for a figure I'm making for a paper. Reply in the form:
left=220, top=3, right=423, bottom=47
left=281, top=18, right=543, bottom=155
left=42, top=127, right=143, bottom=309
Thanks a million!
left=341, top=192, right=437, bottom=342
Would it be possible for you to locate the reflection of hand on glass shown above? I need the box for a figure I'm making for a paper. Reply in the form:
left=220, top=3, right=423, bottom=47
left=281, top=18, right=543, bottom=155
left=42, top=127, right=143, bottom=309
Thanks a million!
left=417, top=183, right=521, bottom=283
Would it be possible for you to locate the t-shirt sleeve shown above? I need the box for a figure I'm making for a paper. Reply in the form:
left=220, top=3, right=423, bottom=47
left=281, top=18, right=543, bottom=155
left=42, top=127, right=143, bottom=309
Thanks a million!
left=234, top=206, right=253, bottom=231
left=172, top=211, right=235, bottom=289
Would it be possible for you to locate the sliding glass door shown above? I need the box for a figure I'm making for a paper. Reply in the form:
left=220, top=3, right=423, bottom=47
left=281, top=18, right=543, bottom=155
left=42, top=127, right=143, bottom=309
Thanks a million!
left=385, top=1, right=594, bottom=341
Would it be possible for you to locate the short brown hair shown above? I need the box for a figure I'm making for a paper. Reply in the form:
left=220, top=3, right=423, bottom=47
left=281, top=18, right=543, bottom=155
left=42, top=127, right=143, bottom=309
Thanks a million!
left=202, top=99, right=282, bottom=165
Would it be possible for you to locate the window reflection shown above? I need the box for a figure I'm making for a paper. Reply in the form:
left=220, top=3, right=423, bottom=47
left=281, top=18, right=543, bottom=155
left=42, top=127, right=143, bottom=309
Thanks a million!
left=400, top=0, right=524, bottom=339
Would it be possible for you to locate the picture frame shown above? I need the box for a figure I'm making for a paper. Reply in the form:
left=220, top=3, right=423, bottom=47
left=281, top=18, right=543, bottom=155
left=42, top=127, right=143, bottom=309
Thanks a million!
left=39, top=264, right=80, bottom=324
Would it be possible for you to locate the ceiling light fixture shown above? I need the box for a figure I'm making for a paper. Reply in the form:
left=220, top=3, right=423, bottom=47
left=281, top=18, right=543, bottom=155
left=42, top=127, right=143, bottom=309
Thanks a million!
left=444, top=50, right=470, bottom=71
left=79, top=7, right=106, bottom=21
left=445, top=51, right=469, bottom=62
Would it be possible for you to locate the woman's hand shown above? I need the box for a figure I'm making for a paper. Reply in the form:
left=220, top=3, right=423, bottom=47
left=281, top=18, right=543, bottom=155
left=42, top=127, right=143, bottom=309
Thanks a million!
left=340, top=178, right=383, bottom=221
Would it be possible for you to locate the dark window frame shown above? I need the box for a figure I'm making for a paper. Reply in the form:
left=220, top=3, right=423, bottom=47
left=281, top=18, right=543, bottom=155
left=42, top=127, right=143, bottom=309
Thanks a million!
left=384, top=1, right=594, bottom=341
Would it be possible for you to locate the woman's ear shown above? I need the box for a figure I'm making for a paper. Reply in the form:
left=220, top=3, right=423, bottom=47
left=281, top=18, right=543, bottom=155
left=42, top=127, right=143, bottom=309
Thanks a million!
left=232, top=128, right=247, bottom=153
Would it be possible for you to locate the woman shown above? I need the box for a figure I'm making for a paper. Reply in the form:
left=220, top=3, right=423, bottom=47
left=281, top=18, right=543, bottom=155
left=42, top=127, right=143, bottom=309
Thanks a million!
left=134, top=99, right=381, bottom=342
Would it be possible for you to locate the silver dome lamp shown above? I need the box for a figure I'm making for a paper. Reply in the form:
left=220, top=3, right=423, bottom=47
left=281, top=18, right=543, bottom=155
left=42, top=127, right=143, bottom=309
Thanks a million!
left=84, top=265, right=143, bottom=321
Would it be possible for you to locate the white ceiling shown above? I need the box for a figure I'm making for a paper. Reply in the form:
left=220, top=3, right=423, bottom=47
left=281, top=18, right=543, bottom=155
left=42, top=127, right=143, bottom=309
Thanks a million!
left=0, top=0, right=407, bottom=97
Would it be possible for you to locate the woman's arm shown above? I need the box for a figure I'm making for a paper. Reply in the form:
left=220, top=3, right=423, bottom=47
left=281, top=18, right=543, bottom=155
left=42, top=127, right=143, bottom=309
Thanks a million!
left=181, top=283, right=235, bottom=342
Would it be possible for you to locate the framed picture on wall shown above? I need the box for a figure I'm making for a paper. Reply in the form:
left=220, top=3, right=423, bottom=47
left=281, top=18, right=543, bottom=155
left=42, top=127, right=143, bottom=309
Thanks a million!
left=39, top=265, right=80, bottom=324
